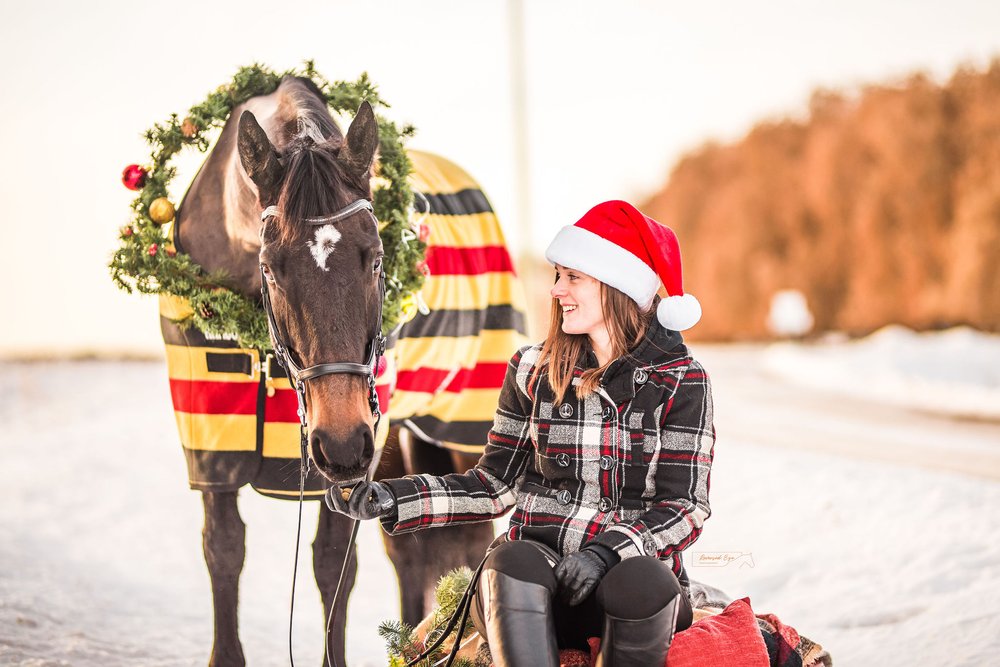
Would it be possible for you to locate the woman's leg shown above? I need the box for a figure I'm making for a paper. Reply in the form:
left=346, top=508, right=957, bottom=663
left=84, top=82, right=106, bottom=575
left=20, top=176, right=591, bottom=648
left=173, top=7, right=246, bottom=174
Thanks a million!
left=471, top=540, right=560, bottom=667
left=595, top=557, right=692, bottom=667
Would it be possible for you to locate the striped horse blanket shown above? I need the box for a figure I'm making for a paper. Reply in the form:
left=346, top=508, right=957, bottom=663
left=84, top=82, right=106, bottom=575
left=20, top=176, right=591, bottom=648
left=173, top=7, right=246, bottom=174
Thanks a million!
left=160, top=149, right=528, bottom=499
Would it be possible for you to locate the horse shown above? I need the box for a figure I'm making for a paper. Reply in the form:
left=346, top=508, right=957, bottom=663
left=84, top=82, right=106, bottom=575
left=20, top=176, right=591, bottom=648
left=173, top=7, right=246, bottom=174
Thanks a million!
left=160, top=75, right=527, bottom=666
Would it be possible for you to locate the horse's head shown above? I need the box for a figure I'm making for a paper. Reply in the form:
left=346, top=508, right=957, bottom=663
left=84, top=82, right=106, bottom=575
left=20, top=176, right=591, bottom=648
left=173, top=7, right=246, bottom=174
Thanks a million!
left=237, top=100, right=383, bottom=484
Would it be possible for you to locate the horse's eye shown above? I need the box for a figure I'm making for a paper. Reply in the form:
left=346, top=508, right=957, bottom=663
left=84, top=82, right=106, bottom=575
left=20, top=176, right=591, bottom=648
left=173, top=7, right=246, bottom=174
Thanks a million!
left=261, top=263, right=276, bottom=284
left=373, top=257, right=383, bottom=274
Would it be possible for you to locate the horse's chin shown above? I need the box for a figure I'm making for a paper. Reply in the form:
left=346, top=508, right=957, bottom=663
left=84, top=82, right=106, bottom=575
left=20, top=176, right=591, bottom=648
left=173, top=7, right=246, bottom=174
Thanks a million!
left=313, top=462, right=367, bottom=486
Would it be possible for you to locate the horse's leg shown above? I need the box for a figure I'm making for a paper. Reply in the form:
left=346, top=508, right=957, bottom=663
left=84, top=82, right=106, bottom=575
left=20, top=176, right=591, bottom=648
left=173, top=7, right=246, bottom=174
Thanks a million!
left=202, top=490, right=247, bottom=667
left=314, top=496, right=358, bottom=667
left=377, top=427, right=496, bottom=626
left=375, top=425, right=428, bottom=626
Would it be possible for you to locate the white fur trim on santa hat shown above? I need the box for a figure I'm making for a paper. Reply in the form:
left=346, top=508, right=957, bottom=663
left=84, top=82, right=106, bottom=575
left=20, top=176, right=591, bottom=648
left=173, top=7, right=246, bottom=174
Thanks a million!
left=658, top=294, right=702, bottom=331
left=545, top=225, right=660, bottom=309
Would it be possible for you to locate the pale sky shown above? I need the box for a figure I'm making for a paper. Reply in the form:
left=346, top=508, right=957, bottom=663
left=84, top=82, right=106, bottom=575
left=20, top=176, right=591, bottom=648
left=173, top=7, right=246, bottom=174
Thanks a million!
left=2, top=0, right=999, bottom=355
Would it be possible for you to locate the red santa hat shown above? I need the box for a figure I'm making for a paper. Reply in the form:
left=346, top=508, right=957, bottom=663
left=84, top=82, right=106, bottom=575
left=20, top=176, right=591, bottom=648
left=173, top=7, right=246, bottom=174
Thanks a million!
left=544, top=200, right=702, bottom=331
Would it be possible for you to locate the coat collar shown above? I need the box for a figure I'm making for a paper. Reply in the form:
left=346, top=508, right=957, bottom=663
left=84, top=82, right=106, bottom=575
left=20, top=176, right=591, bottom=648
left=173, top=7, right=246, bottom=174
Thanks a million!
left=580, top=319, right=687, bottom=404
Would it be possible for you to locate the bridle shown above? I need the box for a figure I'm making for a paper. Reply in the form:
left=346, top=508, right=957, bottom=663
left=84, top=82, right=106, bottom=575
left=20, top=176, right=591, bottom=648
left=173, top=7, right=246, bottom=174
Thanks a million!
left=258, top=197, right=386, bottom=667
left=259, top=198, right=386, bottom=433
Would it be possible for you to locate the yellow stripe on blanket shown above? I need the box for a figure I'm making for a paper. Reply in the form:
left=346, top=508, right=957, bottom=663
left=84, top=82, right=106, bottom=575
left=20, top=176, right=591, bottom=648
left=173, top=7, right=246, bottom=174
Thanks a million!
left=420, top=273, right=522, bottom=311
left=419, top=388, right=508, bottom=422
left=409, top=150, right=482, bottom=194
left=393, top=330, right=521, bottom=371
left=164, top=344, right=260, bottom=382
left=174, top=412, right=258, bottom=452
left=160, top=293, right=195, bottom=321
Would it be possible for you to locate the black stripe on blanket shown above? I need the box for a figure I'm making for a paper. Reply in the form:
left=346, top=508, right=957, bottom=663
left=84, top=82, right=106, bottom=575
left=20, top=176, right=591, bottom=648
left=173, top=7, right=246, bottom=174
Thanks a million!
left=400, top=304, right=527, bottom=339
left=404, top=415, right=492, bottom=449
left=419, top=188, right=493, bottom=216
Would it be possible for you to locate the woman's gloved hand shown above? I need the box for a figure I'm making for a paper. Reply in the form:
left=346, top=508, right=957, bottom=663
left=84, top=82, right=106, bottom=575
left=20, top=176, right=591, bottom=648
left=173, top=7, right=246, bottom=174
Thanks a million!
left=555, top=547, right=610, bottom=606
left=324, top=480, right=396, bottom=521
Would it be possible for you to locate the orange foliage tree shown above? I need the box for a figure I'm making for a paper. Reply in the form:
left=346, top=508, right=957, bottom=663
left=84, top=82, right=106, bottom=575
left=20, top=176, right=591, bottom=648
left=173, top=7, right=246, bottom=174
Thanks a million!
left=643, top=60, right=1000, bottom=340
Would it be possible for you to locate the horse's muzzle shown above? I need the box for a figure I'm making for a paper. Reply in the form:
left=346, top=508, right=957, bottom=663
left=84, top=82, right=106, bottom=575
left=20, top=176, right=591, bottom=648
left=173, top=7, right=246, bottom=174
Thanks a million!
left=309, top=423, right=375, bottom=483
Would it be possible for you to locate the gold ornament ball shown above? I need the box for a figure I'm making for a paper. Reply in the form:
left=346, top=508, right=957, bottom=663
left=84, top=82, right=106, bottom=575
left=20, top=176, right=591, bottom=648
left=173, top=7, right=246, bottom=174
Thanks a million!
left=149, top=197, right=176, bottom=224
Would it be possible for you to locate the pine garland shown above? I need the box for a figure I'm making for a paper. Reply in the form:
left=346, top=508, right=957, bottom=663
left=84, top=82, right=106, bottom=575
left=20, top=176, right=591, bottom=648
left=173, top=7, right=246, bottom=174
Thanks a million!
left=109, top=62, right=426, bottom=349
left=380, top=567, right=480, bottom=666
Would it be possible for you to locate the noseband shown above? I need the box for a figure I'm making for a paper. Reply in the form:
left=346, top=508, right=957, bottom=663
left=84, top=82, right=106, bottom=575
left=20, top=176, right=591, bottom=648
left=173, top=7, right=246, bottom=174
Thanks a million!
left=259, top=198, right=387, bottom=430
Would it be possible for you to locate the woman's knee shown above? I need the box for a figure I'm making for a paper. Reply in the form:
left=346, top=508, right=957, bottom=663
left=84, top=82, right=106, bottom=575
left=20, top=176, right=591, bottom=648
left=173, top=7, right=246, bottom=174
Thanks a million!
left=482, top=540, right=557, bottom=593
left=597, top=556, right=682, bottom=620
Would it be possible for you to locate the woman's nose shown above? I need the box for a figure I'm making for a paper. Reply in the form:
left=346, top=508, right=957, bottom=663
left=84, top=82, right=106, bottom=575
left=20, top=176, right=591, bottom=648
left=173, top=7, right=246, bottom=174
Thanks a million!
left=550, top=281, right=565, bottom=298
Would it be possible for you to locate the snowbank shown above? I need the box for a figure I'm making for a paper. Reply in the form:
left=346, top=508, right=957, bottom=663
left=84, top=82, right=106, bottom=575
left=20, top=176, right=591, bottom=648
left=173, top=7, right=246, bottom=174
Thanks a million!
left=762, top=326, right=1000, bottom=420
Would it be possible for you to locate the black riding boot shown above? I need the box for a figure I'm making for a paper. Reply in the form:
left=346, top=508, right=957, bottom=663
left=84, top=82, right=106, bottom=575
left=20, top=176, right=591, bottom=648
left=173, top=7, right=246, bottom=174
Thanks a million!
left=595, top=594, right=680, bottom=667
left=594, top=556, right=692, bottom=667
left=481, top=568, right=560, bottom=667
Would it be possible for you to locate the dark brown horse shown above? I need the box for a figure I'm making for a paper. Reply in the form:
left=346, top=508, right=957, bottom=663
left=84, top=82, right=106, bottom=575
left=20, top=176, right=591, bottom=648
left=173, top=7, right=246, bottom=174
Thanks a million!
left=172, top=75, right=518, bottom=666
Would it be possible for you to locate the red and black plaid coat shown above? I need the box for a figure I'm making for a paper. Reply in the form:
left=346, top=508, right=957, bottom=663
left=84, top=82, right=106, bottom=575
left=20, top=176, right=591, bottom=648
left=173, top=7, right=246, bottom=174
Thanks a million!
left=381, top=323, right=715, bottom=591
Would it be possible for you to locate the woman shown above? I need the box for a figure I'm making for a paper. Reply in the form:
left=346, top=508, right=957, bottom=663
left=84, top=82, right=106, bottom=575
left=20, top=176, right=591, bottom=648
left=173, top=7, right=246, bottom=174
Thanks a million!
left=328, top=200, right=715, bottom=667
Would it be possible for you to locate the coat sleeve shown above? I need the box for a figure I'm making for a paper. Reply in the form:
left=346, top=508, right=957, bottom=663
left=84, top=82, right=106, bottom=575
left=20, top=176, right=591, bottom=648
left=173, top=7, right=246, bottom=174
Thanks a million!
left=588, top=360, right=715, bottom=561
left=379, top=347, right=537, bottom=534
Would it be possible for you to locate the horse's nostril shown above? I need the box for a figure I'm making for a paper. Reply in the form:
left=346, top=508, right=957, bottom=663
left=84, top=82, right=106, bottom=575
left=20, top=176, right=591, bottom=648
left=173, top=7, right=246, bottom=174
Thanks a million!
left=355, top=423, right=375, bottom=466
left=309, top=432, right=328, bottom=467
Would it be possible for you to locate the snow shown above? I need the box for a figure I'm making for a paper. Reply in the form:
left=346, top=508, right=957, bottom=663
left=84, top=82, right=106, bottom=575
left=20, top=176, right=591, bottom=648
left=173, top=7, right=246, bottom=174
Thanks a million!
left=2, top=330, right=999, bottom=666
left=763, top=325, right=1000, bottom=421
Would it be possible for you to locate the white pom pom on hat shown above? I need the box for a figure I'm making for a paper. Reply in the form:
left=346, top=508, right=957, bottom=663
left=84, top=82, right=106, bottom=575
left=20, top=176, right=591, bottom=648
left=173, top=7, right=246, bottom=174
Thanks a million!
left=544, top=200, right=702, bottom=331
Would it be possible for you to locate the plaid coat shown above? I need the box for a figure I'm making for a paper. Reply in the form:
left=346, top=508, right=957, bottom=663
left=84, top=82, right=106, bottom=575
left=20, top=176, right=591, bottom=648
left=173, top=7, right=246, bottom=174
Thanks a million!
left=381, top=322, right=715, bottom=590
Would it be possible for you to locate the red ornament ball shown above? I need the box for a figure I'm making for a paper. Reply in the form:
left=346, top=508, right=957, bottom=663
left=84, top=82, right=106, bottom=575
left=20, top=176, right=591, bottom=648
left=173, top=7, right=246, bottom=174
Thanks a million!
left=122, top=164, right=148, bottom=190
left=165, top=247, right=177, bottom=257
left=416, top=260, right=430, bottom=277
left=121, top=226, right=133, bottom=237
left=417, top=223, right=430, bottom=243
left=148, top=243, right=158, bottom=256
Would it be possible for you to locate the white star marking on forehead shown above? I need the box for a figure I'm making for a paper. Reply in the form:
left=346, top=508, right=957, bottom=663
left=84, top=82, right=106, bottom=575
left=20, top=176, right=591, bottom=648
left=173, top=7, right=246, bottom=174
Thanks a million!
left=306, top=225, right=341, bottom=271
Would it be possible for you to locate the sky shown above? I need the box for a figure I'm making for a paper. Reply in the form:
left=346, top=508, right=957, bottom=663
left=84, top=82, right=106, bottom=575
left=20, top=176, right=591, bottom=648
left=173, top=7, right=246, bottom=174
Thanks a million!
left=2, top=0, right=1000, bottom=355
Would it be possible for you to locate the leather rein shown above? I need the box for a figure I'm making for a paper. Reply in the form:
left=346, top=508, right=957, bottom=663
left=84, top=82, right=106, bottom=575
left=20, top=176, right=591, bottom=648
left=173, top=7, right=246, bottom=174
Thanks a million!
left=258, top=198, right=386, bottom=667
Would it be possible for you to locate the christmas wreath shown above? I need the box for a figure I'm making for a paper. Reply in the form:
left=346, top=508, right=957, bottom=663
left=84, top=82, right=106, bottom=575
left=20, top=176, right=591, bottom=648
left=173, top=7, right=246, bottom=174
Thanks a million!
left=109, top=62, right=428, bottom=349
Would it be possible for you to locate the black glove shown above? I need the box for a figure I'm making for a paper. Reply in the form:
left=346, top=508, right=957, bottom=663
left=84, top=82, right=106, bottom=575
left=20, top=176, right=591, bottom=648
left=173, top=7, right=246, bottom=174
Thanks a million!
left=555, top=547, right=610, bottom=606
left=324, top=480, right=396, bottom=521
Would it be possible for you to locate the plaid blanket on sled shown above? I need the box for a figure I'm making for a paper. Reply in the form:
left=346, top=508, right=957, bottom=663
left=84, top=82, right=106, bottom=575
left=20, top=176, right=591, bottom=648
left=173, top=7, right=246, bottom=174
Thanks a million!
left=413, top=580, right=833, bottom=667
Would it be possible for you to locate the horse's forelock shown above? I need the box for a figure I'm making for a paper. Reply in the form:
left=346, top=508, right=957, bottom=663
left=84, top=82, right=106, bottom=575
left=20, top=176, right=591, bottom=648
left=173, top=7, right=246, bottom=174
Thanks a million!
left=272, top=143, right=361, bottom=246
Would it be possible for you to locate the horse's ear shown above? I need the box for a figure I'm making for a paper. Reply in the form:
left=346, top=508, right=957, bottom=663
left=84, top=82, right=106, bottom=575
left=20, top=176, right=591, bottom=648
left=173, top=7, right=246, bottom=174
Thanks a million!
left=237, top=110, right=284, bottom=205
left=338, top=101, right=379, bottom=178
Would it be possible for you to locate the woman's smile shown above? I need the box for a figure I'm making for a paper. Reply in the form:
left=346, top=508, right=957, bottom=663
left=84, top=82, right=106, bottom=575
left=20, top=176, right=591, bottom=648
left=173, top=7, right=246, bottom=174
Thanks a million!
left=551, top=264, right=605, bottom=338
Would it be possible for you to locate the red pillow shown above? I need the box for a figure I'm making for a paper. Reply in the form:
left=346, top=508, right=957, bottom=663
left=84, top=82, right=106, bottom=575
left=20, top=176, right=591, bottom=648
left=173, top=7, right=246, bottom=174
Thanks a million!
left=667, top=597, right=769, bottom=667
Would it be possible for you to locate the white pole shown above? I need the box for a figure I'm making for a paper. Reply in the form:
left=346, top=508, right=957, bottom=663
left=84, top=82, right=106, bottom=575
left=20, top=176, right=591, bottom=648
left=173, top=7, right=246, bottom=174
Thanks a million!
left=507, top=0, right=539, bottom=335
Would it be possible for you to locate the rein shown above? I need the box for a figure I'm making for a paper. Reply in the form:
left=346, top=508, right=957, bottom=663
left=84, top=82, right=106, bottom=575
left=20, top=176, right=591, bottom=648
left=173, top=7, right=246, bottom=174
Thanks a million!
left=259, top=198, right=386, bottom=667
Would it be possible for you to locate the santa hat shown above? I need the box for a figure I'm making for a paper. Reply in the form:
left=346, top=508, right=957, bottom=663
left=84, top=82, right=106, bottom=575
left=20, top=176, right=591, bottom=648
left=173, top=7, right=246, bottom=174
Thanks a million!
left=544, top=200, right=702, bottom=331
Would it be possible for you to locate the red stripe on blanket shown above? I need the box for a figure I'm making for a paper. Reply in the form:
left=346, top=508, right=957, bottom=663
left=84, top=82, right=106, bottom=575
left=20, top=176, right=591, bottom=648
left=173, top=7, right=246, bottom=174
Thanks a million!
left=395, top=362, right=508, bottom=393
left=169, top=379, right=258, bottom=415
left=264, top=387, right=299, bottom=422
left=425, top=246, right=514, bottom=275
left=264, top=385, right=391, bottom=423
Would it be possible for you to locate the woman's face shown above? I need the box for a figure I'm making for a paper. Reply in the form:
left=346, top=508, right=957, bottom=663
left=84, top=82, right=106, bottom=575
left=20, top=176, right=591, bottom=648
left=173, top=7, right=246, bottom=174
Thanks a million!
left=550, top=264, right=606, bottom=337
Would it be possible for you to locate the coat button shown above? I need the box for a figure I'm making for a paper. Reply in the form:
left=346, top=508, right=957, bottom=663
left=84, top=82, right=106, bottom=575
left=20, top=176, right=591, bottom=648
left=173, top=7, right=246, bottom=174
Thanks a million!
left=598, top=497, right=614, bottom=512
left=602, top=405, right=613, bottom=420
left=556, top=490, right=572, bottom=505
left=643, top=538, right=657, bottom=556
left=634, top=368, right=648, bottom=384
left=555, top=453, right=570, bottom=468
left=559, top=403, right=573, bottom=418
left=599, top=455, right=615, bottom=470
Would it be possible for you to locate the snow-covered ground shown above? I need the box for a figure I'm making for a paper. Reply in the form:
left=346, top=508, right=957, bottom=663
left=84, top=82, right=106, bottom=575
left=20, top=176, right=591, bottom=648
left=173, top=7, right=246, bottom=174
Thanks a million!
left=763, top=325, right=1000, bottom=421
left=1, top=329, right=999, bottom=666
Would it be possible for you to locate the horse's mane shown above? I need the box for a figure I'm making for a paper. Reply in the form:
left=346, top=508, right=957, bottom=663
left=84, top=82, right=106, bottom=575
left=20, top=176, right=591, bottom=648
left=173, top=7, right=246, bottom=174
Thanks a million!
left=271, top=77, right=370, bottom=245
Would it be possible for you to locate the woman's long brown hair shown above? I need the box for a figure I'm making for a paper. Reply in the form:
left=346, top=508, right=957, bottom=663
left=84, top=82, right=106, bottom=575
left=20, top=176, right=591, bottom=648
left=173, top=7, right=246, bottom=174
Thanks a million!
left=531, top=281, right=655, bottom=404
